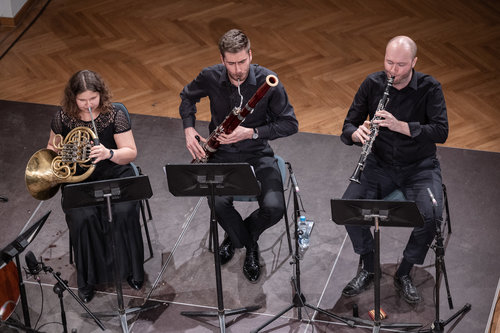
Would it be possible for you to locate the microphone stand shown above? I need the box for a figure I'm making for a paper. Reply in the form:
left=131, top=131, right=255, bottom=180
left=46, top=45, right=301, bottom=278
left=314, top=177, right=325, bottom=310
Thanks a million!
left=33, top=261, right=106, bottom=332
left=251, top=163, right=355, bottom=333
left=419, top=190, right=471, bottom=333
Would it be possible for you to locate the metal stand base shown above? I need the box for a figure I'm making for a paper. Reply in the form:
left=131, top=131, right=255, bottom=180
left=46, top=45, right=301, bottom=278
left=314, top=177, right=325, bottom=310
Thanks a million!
left=181, top=305, right=261, bottom=333
left=251, top=289, right=356, bottom=333
left=418, top=303, right=471, bottom=333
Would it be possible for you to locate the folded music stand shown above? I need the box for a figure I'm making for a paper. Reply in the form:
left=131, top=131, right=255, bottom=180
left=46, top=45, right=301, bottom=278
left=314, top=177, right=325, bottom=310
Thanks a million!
left=331, top=199, right=424, bottom=333
left=62, top=175, right=154, bottom=333
left=165, top=163, right=261, bottom=333
left=0, top=210, right=50, bottom=331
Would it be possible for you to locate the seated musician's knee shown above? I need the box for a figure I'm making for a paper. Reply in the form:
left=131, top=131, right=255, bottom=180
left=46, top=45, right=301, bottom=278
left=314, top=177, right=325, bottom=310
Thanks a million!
left=262, top=204, right=284, bottom=226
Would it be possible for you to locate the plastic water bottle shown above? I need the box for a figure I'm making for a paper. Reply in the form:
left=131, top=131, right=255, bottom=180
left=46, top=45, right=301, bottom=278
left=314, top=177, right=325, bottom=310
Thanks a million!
left=298, top=215, right=310, bottom=259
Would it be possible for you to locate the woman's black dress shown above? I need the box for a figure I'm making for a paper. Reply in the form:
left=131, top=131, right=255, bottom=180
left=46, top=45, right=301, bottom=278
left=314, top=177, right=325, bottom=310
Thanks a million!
left=51, top=106, right=144, bottom=292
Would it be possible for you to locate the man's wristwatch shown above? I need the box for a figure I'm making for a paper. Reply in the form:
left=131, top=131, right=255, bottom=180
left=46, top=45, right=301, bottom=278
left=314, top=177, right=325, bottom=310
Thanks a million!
left=252, top=128, right=259, bottom=139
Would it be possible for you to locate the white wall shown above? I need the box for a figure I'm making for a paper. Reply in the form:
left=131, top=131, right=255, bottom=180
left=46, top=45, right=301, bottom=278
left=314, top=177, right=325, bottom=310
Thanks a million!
left=0, top=0, right=28, bottom=18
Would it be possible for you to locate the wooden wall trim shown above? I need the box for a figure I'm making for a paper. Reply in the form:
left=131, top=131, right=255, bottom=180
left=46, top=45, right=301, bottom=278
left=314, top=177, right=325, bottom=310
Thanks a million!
left=0, top=0, right=34, bottom=27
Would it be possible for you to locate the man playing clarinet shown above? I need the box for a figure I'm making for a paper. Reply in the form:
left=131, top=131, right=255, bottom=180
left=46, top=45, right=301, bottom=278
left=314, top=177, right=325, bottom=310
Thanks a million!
left=339, top=36, right=448, bottom=304
left=179, top=29, right=298, bottom=282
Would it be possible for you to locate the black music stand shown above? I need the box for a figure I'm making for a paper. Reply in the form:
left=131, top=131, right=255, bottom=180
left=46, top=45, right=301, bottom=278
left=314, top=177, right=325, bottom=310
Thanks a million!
left=165, top=163, right=262, bottom=333
left=62, top=175, right=154, bottom=333
left=331, top=199, right=425, bottom=332
left=0, top=210, right=50, bottom=332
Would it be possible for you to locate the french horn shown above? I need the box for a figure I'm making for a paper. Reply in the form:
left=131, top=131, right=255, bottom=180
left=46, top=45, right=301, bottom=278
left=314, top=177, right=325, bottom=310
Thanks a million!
left=25, top=126, right=97, bottom=200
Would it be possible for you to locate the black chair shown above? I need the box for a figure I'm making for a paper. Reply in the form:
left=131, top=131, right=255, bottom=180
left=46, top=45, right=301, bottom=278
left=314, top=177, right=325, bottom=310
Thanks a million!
left=69, top=102, right=153, bottom=264
left=209, top=155, right=293, bottom=255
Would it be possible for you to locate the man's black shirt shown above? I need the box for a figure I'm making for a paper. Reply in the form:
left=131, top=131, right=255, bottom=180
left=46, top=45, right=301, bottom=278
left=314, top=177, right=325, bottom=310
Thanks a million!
left=180, top=64, right=298, bottom=154
left=341, top=70, right=448, bottom=165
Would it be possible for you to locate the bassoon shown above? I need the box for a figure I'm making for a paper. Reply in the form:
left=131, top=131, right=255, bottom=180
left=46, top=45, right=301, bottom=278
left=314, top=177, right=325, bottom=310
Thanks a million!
left=192, top=74, right=278, bottom=163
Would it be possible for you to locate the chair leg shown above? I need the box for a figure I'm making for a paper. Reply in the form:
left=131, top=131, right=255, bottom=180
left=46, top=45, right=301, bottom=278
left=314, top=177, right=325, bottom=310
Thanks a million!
left=69, top=236, right=73, bottom=265
left=282, top=202, right=293, bottom=255
left=140, top=200, right=154, bottom=261
left=281, top=162, right=293, bottom=255
left=442, top=183, right=451, bottom=234
left=209, top=227, right=213, bottom=253
left=145, top=197, right=153, bottom=221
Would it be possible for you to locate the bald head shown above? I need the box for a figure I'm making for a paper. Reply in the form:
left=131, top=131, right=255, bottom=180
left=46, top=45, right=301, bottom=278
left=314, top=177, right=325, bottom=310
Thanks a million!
left=386, top=36, right=417, bottom=59
left=384, top=36, right=418, bottom=89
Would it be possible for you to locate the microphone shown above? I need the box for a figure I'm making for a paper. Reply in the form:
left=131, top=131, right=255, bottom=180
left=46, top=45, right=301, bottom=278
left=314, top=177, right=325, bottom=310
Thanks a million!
left=427, top=188, right=438, bottom=207
left=25, top=250, right=42, bottom=281
left=290, top=172, right=300, bottom=192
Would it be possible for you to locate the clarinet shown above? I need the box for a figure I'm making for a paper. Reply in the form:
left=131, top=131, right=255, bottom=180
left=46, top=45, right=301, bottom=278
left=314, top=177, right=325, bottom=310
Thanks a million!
left=349, top=76, right=394, bottom=183
left=192, top=74, right=278, bottom=163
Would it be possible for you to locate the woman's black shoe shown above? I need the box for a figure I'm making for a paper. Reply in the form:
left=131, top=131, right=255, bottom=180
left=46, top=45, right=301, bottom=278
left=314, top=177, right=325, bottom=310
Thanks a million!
left=78, top=286, right=94, bottom=303
left=127, top=276, right=144, bottom=290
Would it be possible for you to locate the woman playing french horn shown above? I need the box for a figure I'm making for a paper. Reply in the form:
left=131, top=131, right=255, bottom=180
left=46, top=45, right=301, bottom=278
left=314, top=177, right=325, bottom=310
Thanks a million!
left=46, top=69, right=144, bottom=303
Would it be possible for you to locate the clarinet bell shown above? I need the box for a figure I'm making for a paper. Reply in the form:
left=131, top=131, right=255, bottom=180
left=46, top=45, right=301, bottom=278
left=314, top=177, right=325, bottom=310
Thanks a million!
left=349, top=163, right=363, bottom=184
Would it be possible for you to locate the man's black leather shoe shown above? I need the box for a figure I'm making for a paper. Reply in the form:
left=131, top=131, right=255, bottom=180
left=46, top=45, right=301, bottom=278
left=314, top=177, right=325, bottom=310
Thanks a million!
left=342, top=269, right=374, bottom=297
left=243, top=243, right=260, bottom=283
left=127, top=276, right=144, bottom=290
left=394, top=274, right=421, bottom=304
left=78, top=286, right=94, bottom=303
left=218, top=236, right=234, bottom=265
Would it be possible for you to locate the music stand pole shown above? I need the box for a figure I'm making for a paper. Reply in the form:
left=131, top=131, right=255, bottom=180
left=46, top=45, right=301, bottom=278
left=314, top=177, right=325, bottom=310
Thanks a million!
left=105, top=193, right=128, bottom=332
left=371, top=213, right=385, bottom=332
left=251, top=172, right=355, bottom=333
left=181, top=183, right=261, bottom=331
left=331, top=199, right=426, bottom=332
left=165, top=163, right=263, bottom=333
left=62, top=175, right=159, bottom=333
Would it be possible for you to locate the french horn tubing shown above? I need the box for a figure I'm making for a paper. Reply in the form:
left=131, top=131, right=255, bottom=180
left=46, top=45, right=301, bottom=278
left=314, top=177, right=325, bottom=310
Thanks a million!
left=25, top=126, right=97, bottom=200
